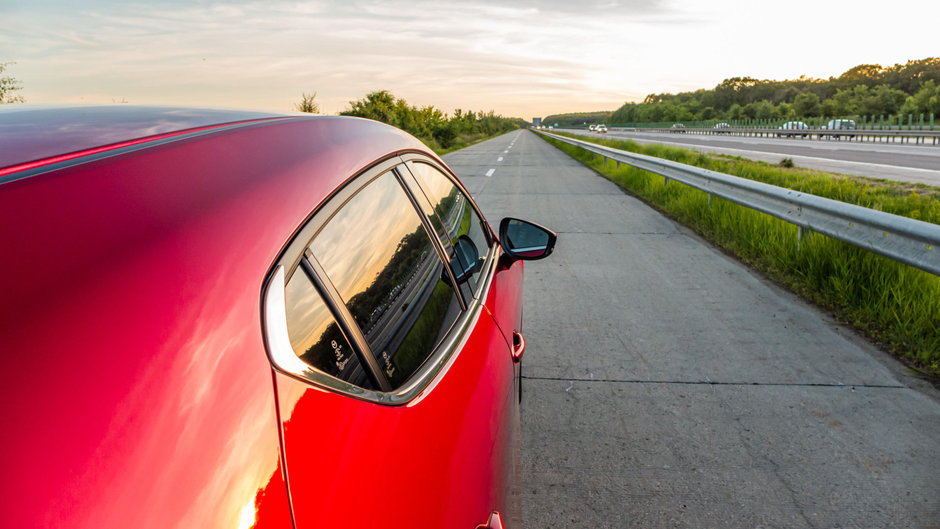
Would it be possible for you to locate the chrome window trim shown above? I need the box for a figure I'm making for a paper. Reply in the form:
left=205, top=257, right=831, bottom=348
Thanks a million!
left=263, top=266, right=385, bottom=401
left=261, top=151, right=500, bottom=406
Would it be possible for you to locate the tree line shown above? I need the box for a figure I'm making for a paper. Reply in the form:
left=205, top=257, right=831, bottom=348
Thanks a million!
left=545, top=58, right=940, bottom=126
left=336, top=90, right=525, bottom=151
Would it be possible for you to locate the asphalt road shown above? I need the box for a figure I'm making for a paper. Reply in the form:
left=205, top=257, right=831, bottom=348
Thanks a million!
left=444, top=130, right=940, bottom=528
left=559, top=128, right=940, bottom=186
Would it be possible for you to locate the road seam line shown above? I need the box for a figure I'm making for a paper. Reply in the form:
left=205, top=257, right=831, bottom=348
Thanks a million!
left=521, top=375, right=905, bottom=389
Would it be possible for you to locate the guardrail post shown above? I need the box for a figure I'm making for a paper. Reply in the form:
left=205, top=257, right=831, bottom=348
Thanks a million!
left=797, top=225, right=812, bottom=252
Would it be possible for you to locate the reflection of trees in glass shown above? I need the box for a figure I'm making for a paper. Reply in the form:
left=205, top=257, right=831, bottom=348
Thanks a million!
left=299, top=321, right=343, bottom=371
left=345, top=225, right=429, bottom=331
left=385, top=281, right=453, bottom=387
left=434, top=188, right=458, bottom=224
left=296, top=320, right=373, bottom=388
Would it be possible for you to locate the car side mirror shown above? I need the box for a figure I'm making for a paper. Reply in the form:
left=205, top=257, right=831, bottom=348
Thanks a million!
left=498, top=217, right=556, bottom=261
left=447, top=234, right=480, bottom=284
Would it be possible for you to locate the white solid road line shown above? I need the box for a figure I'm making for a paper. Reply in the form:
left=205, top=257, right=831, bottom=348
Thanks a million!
left=485, top=168, right=495, bottom=177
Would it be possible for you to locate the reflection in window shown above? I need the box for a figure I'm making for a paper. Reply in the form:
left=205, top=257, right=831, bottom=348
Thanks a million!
left=284, top=268, right=373, bottom=389
left=310, top=171, right=462, bottom=389
left=408, top=162, right=491, bottom=299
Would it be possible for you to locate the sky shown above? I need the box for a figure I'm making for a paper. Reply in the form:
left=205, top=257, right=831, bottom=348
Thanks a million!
left=2, top=0, right=938, bottom=120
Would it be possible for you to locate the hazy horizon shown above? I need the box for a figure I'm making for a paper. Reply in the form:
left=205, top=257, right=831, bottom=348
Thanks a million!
left=3, top=0, right=938, bottom=119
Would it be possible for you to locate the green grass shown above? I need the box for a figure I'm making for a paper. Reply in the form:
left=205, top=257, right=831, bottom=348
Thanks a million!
left=541, top=132, right=940, bottom=378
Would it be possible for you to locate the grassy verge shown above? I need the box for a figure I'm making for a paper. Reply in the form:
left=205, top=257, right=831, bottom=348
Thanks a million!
left=540, top=132, right=940, bottom=378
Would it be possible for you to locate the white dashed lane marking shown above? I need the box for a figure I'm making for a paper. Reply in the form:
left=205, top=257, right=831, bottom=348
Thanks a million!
left=498, top=156, right=504, bottom=162
left=485, top=168, right=495, bottom=177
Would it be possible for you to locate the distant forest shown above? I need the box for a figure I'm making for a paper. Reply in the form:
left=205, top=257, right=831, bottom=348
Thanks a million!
left=544, top=58, right=940, bottom=126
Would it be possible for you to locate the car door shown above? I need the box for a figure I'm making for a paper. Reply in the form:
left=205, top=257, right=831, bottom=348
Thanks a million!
left=402, top=156, right=525, bottom=403
left=262, top=156, right=520, bottom=528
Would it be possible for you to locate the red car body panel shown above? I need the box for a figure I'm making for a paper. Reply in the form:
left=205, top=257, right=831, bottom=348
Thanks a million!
left=275, top=309, right=517, bottom=528
left=0, top=107, right=524, bottom=528
left=483, top=260, right=525, bottom=348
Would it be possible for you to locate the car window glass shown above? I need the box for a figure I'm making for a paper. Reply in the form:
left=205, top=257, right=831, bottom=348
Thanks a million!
left=310, top=171, right=463, bottom=389
left=408, top=162, right=490, bottom=299
left=284, top=268, right=374, bottom=389
left=400, top=168, right=455, bottom=257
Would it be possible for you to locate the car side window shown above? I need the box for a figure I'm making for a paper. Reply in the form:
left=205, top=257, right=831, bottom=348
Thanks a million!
left=406, top=161, right=491, bottom=300
left=309, top=170, right=463, bottom=389
left=283, top=267, right=374, bottom=389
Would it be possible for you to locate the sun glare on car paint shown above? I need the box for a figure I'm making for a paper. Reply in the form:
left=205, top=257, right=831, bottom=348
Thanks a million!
left=237, top=501, right=256, bottom=529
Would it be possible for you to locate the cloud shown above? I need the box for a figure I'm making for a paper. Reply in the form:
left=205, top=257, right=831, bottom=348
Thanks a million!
left=4, top=0, right=939, bottom=117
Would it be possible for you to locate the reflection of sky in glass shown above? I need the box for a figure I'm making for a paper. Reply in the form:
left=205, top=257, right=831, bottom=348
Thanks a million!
left=411, top=162, right=455, bottom=205
left=311, top=171, right=422, bottom=303
left=284, top=269, right=332, bottom=354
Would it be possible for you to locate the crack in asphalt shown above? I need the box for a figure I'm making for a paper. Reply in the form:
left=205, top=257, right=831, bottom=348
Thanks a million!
left=520, top=375, right=906, bottom=389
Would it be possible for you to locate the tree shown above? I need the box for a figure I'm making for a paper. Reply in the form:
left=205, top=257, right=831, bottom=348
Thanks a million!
left=1, top=62, right=24, bottom=104
left=792, top=93, right=821, bottom=117
left=295, top=92, right=319, bottom=113
left=339, top=90, right=520, bottom=153
left=900, top=80, right=940, bottom=115
left=857, top=85, right=907, bottom=116
left=745, top=100, right=777, bottom=119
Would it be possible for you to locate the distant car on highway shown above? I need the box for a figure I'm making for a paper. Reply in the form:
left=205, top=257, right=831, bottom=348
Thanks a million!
left=777, top=121, right=809, bottom=137
left=821, top=119, right=856, bottom=139
left=0, top=104, right=558, bottom=529
left=588, top=124, right=597, bottom=131
left=670, top=123, right=686, bottom=133
left=713, top=122, right=731, bottom=133
left=596, top=124, right=608, bottom=133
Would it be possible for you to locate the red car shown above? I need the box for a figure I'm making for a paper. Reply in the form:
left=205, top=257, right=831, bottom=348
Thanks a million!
left=0, top=106, right=555, bottom=529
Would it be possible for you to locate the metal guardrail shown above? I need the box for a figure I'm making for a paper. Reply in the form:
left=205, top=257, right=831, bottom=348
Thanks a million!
left=632, top=127, right=940, bottom=145
left=538, top=131, right=940, bottom=276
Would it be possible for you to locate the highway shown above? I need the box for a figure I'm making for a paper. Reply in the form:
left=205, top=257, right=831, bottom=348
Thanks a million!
left=444, top=130, right=940, bottom=528
left=559, top=128, right=940, bottom=186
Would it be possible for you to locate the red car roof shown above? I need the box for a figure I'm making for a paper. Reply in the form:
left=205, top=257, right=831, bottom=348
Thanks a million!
left=0, top=105, right=297, bottom=179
